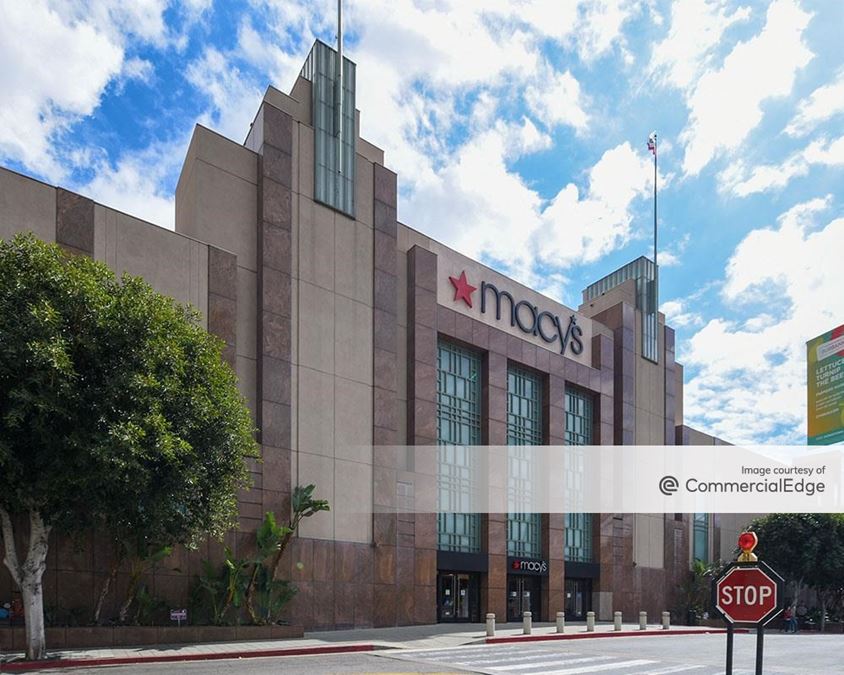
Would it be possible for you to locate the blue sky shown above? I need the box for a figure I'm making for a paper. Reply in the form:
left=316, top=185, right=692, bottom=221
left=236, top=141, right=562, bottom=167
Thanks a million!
left=1, top=0, right=842, bottom=444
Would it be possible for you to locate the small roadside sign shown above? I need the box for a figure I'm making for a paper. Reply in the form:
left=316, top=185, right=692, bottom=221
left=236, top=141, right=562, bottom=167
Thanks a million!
left=170, top=608, right=187, bottom=626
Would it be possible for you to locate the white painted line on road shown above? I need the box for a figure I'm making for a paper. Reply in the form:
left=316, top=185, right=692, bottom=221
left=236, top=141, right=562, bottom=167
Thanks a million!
left=401, top=645, right=524, bottom=656
left=489, top=656, right=613, bottom=671
left=627, top=666, right=706, bottom=674
left=539, top=659, right=657, bottom=674
left=452, top=651, right=579, bottom=666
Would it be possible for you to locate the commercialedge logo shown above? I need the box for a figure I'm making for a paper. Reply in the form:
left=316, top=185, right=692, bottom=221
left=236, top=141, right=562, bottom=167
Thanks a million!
left=511, top=559, right=548, bottom=573
left=447, top=270, right=584, bottom=357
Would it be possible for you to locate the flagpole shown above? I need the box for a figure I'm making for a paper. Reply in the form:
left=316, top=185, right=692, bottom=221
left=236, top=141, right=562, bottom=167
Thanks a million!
left=652, top=132, right=658, bottom=320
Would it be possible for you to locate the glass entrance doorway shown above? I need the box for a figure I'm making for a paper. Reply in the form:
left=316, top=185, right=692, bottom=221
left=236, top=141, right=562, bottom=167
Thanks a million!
left=507, top=575, right=540, bottom=622
left=437, top=572, right=480, bottom=622
left=565, top=578, right=592, bottom=619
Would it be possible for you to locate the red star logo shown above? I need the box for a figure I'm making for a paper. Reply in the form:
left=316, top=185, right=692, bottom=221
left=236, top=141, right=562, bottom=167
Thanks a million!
left=449, top=270, right=477, bottom=308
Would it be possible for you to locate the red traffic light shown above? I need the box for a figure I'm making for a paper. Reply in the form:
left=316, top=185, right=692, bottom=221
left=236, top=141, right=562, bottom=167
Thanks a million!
left=739, top=531, right=758, bottom=552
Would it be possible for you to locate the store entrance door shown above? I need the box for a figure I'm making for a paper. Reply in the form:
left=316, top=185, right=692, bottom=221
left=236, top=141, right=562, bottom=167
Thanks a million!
left=507, top=576, right=541, bottom=622
left=437, top=572, right=480, bottom=622
left=564, top=578, right=592, bottom=619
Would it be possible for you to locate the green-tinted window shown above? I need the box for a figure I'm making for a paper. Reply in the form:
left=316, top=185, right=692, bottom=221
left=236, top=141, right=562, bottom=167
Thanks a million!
left=507, top=366, right=542, bottom=558
left=693, top=513, right=709, bottom=562
left=437, top=340, right=481, bottom=553
left=565, top=387, right=593, bottom=563
left=301, top=41, right=356, bottom=217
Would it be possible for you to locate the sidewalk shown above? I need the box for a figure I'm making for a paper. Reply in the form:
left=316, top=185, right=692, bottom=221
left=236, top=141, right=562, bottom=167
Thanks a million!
left=0, top=622, right=732, bottom=671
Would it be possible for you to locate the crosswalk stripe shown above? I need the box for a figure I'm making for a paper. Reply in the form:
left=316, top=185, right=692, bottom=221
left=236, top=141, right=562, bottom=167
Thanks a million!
left=488, top=656, right=613, bottom=672
left=401, top=645, right=524, bottom=657
left=539, top=659, right=658, bottom=674
left=627, top=666, right=706, bottom=674
left=452, top=652, right=579, bottom=666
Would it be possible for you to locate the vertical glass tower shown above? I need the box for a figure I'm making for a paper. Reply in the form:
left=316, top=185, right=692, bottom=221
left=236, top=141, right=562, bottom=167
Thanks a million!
left=583, top=256, right=659, bottom=362
left=300, top=40, right=356, bottom=217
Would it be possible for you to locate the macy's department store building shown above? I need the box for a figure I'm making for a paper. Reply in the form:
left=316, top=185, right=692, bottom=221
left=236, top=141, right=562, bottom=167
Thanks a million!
left=0, top=42, right=750, bottom=628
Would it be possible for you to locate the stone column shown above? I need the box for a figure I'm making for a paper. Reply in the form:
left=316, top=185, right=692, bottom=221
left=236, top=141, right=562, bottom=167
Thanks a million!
left=256, top=102, right=294, bottom=534
left=405, top=244, right=438, bottom=625
left=56, top=189, right=94, bottom=256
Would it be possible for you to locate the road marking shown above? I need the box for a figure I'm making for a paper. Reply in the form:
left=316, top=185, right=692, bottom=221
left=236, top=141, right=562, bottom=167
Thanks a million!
left=489, top=656, right=614, bottom=671
left=452, top=652, right=579, bottom=666
left=539, top=659, right=658, bottom=674
left=627, top=666, right=706, bottom=674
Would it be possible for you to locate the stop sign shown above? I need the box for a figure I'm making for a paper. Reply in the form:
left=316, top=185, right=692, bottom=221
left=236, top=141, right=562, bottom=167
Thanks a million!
left=714, top=563, right=784, bottom=625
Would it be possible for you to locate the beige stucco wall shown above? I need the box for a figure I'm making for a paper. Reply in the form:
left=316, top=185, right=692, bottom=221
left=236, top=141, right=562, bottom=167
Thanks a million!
left=0, top=167, right=209, bottom=324
left=176, top=81, right=382, bottom=545
left=93, top=204, right=209, bottom=325
left=0, top=168, right=56, bottom=243
left=175, top=124, right=259, bottom=425
left=292, top=195, right=374, bottom=544
left=634, top=514, right=665, bottom=569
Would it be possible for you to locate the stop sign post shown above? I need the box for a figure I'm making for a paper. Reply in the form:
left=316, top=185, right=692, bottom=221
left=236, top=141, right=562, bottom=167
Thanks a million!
left=712, top=538, right=784, bottom=675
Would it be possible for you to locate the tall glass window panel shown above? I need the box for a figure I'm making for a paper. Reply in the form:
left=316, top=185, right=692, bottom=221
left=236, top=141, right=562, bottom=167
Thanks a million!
left=437, top=340, right=481, bottom=553
left=302, top=40, right=356, bottom=217
left=507, top=366, right=542, bottom=558
left=693, top=513, right=709, bottom=562
left=565, top=388, right=594, bottom=563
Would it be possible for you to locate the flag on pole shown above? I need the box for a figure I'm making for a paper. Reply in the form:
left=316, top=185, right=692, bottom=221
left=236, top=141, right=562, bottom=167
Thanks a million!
left=647, top=131, right=657, bottom=155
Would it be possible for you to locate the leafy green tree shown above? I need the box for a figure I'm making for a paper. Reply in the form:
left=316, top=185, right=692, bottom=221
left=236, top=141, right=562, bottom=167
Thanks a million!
left=0, top=235, right=256, bottom=659
left=750, top=513, right=844, bottom=631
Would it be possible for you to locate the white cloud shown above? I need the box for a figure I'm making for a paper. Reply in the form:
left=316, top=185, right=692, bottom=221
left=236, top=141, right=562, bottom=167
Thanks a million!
left=0, top=0, right=174, bottom=181
left=537, top=142, right=666, bottom=265
left=661, top=299, right=704, bottom=328
left=682, top=196, right=844, bottom=443
left=525, top=65, right=589, bottom=131
left=185, top=48, right=265, bottom=143
left=0, top=0, right=124, bottom=179
left=680, top=0, right=813, bottom=176
left=49, top=1, right=170, bottom=47
left=649, top=0, right=751, bottom=90
left=74, top=135, right=192, bottom=229
left=122, top=57, right=155, bottom=85
left=785, top=69, right=844, bottom=137
left=574, top=0, right=640, bottom=62
left=720, top=135, right=844, bottom=196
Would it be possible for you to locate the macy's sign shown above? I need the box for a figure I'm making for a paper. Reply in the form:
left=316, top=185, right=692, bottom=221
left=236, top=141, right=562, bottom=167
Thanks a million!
left=448, top=271, right=584, bottom=357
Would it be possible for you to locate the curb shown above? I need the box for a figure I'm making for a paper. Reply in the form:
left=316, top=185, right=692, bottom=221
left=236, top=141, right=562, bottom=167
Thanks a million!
left=487, top=628, right=750, bottom=644
left=0, top=643, right=380, bottom=672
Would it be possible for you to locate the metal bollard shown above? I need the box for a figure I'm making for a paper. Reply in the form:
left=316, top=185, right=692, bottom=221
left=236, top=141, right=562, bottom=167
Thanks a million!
left=662, top=611, right=670, bottom=630
left=614, top=611, right=622, bottom=631
left=586, top=611, right=595, bottom=632
left=556, top=611, right=565, bottom=633
left=639, top=611, right=647, bottom=630
left=486, top=613, right=496, bottom=637
left=523, top=611, right=532, bottom=635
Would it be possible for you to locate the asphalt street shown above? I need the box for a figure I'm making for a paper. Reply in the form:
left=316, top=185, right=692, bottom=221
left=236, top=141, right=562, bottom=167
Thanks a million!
left=34, top=632, right=844, bottom=674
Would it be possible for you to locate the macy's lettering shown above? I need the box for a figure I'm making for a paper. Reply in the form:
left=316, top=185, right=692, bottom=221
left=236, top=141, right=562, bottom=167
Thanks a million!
left=512, top=559, right=548, bottom=573
left=480, top=281, right=584, bottom=356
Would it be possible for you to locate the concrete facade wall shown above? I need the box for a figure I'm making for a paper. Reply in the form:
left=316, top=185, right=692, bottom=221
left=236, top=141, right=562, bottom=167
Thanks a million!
left=0, top=169, right=56, bottom=243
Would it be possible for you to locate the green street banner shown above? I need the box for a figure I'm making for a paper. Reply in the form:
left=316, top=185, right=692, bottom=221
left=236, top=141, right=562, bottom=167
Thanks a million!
left=808, top=324, right=844, bottom=445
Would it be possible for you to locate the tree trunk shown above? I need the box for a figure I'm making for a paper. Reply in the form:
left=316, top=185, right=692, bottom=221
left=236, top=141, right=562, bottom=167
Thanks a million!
left=0, top=509, right=52, bottom=660
left=119, top=568, right=141, bottom=624
left=21, top=580, right=47, bottom=660
left=820, top=594, right=827, bottom=633
left=93, top=559, right=120, bottom=625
